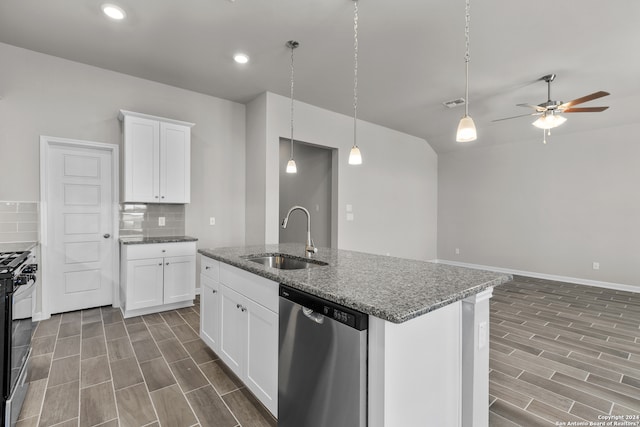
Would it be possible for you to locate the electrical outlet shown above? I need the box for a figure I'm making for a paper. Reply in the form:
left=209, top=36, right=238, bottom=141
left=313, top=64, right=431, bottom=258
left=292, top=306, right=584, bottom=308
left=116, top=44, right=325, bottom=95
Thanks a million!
left=158, top=217, right=165, bottom=226
left=209, top=217, right=216, bottom=226
left=346, top=213, right=354, bottom=221
left=346, top=204, right=353, bottom=212
left=479, top=322, right=487, bottom=349
left=455, top=248, right=460, bottom=255
left=592, top=262, right=600, bottom=270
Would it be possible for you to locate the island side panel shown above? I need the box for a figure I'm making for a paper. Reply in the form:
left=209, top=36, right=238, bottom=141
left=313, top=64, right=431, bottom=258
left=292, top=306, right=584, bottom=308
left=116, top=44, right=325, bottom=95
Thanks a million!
left=368, top=301, right=462, bottom=427
left=461, top=288, right=493, bottom=427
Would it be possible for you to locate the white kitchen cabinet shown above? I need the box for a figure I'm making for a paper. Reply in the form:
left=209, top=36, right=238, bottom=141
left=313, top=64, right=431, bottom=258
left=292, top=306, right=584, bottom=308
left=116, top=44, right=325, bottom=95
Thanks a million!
left=119, top=110, right=194, bottom=203
left=200, top=275, right=220, bottom=352
left=199, top=257, right=278, bottom=416
left=220, top=285, right=248, bottom=377
left=120, top=242, right=196, bottom=318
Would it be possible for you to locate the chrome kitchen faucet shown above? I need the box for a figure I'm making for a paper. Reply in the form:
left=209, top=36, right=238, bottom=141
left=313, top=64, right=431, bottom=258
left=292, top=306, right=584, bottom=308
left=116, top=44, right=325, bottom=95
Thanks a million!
left=281, top=205, right=317, bottom=258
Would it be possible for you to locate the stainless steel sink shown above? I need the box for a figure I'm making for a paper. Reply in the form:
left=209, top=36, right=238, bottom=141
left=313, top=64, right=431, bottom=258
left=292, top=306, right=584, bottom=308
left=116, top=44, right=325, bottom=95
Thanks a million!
left=242, top=254, right=328, bottom=270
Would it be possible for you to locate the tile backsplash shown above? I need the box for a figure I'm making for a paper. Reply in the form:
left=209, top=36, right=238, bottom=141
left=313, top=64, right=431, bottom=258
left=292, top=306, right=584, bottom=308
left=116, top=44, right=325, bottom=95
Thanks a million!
left=0, top=201, right=39, bottom=243
left=120, top=204, right=186, bottom=238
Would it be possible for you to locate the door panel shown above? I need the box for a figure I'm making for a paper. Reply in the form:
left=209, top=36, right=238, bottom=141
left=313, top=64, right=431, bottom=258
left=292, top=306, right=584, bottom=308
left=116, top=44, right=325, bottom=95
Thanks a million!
left=160, top=122, right=190, bottom=203
left=163, top=255, right=195, bottom=304
left=200, top=275, right=220, bottom=352
left=48, top=144, right=114, bottom=314
left=220, top=285, right=246, bottom=378
left=246, top=299, right=278, bottom=415
left=124, top=116, right=159, bottom=202
left=128, top=258, right=164, bottom=310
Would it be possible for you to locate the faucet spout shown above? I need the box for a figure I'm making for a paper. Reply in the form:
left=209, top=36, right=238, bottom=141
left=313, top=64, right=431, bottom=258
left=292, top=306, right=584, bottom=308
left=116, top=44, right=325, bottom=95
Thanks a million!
left=281, top=205, right=317, bottom=257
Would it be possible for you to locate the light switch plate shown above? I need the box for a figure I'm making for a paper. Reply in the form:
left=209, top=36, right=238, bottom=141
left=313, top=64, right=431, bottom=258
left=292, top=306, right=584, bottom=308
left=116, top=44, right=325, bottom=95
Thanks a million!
left=209, top=217, right=216, bottom=226
left=158, top=217, right=165, bottom=226
left=346, top=213, right=354, bottom=221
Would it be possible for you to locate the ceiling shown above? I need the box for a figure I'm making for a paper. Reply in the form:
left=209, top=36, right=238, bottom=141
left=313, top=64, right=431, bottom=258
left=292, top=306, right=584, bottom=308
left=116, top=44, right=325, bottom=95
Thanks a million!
left=1, top=0, right=638, bottom=154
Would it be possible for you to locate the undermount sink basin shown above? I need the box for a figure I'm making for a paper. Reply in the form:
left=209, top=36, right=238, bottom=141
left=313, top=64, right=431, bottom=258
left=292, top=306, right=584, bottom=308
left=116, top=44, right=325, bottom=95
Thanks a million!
left=243, top=253, right=328, bottom=270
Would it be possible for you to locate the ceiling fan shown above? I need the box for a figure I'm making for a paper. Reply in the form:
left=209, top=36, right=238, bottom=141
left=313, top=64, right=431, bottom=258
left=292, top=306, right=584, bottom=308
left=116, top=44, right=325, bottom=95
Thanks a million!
left=493, top=74, right=610, bottom=133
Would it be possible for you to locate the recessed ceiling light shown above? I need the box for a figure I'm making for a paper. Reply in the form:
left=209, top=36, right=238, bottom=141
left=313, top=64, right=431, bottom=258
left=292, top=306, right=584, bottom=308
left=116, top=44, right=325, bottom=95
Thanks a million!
left=102, top=4, right=126, bottom=20
left=233, top=53, right=249, bottom=64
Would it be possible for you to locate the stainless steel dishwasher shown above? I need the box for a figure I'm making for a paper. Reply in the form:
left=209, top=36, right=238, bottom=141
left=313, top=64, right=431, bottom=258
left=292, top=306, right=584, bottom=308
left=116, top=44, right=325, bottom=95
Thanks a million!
left=278, top=285, right=368, bottom=427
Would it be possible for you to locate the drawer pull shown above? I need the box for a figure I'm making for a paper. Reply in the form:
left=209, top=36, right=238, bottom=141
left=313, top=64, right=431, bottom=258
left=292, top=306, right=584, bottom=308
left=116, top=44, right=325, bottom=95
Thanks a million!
left=162, top=249, right=166, bottom=253
left=158, top=263, right=162, bottom=266
left=212, top=289, right=217, bottom=294
left=166, top=262, right=169, bottom=266
left=205, top=266, right=211, bottom=270
left=236, top=303, right=241, bottom=309
left=241, top=306, right=247, bottom=313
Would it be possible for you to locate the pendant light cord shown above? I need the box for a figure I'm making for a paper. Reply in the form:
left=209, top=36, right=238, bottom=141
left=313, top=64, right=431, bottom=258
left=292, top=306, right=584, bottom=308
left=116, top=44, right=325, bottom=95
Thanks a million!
left=464, top=0, right=471, bottom=117
left=289, top=42, right=296, bottom=160
left=353, top=0, right=359, bottom=148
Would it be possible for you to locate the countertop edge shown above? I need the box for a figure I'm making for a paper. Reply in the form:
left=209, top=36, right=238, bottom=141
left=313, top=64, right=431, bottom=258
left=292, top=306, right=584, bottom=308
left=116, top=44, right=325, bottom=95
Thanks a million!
left=120, top=236, right=198, bottom=245
left=198, top=248, right=512, bottom=324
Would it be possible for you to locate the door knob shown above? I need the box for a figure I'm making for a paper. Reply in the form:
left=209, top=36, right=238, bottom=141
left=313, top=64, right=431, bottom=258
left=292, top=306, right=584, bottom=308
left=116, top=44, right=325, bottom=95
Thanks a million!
left=103, top=233, right=111, bottom=239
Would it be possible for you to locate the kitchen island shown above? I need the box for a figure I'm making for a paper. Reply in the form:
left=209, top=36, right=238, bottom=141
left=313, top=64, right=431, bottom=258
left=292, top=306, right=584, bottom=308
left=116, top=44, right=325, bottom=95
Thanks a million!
left=199, top=243, right=511, bottom=427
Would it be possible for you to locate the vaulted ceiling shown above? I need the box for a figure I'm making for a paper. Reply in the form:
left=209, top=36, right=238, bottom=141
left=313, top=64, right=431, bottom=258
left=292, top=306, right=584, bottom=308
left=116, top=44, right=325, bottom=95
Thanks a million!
left=1, top=0, right=638, bottom=153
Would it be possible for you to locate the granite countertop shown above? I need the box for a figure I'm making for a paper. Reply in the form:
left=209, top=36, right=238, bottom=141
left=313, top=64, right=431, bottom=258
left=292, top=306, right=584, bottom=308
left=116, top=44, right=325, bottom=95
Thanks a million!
left=120, top=236, right=198, bottom=245
left=0, top=241, right=38, bottom=252
left=199, top=243, right=512, bottom=323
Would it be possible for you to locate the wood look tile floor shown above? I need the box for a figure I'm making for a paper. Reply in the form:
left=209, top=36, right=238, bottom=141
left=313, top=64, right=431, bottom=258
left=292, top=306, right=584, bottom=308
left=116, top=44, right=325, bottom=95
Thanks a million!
left=19, top=296, right=277, bottom=427
left=20, top=276, right=640, bottom=426
left=490, top=276, right=640, bottom=426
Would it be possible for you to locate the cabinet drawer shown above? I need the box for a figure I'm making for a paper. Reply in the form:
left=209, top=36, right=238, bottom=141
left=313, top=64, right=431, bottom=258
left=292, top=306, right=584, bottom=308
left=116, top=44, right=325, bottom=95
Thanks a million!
left=201, top=255, right=219, bottom=281
left=219, top=263, right=278, bottom=313
left=124, top=242, right=196, bottom=260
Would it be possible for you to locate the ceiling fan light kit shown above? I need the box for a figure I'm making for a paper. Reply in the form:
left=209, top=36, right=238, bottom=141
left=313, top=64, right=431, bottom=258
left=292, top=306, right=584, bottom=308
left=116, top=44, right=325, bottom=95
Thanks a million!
left=493, top=73, right=610, bottom=143
left=456, top=0, right=477, bottom=143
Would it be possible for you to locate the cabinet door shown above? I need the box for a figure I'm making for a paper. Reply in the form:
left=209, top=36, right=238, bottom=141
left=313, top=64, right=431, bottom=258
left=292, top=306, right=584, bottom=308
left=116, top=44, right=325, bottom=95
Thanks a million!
left=126, top=258, right=164, bottom=310
left=163, top=255, right=195, bottom=304
left=160, top=122, right=190, bottom=203
left=219, top=285, right=247, bottom=379
left=245, top=299, right=278, bottom=416
left=200, top=275, right=220, bottom=352
left=123, top=116, right=160, bottom=202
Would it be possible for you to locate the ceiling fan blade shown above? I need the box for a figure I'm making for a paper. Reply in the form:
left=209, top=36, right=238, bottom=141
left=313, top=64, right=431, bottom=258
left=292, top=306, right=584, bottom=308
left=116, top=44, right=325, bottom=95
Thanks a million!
left=560, top=91, right=610, bottom=109
left=516, top=103, right=546, bottom=112
left=562, top=106, right=609, bottom=113
left=492, top=112, right=540, bottom=122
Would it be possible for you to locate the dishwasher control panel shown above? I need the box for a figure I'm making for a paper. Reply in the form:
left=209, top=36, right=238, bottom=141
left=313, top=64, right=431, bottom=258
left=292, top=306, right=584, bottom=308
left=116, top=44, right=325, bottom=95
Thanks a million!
left=280, top=285, right=368, bottom=330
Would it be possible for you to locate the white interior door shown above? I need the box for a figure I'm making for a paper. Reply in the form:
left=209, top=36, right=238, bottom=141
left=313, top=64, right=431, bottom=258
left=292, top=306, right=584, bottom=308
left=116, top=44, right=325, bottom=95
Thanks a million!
left=45, top=141, right=115, bottom=314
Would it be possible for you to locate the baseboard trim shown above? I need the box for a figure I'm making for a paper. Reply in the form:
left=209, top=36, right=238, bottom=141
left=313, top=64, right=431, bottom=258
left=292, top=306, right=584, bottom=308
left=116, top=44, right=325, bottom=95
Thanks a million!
left=433, top=259, right=639, bottom=294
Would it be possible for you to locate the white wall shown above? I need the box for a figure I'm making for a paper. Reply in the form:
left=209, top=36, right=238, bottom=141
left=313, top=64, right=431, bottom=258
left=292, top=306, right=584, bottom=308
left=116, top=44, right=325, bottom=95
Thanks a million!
left=0, top=42, right=246, bottom=253
left=247, top=92, right=438, bottom=261
left=438, top=123, right=640, bottom=287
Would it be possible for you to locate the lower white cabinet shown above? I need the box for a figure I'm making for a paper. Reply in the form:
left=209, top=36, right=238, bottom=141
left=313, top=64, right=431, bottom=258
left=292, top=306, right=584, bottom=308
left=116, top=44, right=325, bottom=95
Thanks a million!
left=199, top=255, right=278, bottom=416
left=120, top=242, right=196, bottom=318
left=200, top=275, right=220, bottom=352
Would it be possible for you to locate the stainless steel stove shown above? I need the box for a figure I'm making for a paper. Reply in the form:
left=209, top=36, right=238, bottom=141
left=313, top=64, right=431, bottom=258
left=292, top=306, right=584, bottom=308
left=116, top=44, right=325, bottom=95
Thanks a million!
left=0, top=249, right=37, bottom=427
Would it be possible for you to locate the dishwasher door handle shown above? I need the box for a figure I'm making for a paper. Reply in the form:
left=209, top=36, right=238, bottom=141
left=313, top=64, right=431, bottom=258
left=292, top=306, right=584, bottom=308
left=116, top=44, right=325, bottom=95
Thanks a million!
left=302, top=307, right=324, bottom=324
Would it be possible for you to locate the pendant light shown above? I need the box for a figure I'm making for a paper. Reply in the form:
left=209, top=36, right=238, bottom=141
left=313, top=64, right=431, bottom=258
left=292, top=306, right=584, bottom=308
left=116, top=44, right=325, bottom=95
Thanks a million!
left=286, top=40, right=299, bottom=174
left=456, top=0, right=477, bottom=142
left=348, top=0, right=363, bottom=165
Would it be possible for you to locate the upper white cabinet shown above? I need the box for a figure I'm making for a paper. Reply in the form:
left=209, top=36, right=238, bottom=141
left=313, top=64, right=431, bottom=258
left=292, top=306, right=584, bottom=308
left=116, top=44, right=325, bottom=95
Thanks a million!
left=119, top=110, right=194, bottom=203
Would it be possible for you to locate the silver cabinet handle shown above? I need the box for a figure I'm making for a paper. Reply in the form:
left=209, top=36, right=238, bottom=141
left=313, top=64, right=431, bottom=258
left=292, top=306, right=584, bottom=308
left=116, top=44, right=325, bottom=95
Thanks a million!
left=162, top=249, right=166, bottom=253
left=158, top=263, right=162, bottom=266
left=236, top=303, right=241, bottom=309
left=241, top=307, right=247, bottom=312
left=205, top=266, right=211, bottom=270
left=155, top=196, right=159, bottom=199
left=212, top=289, right=217, bottom=294
left=103, top=233, right=111, bottom=239
left=161, top=196, right=165, bottom=199
left=166, top=262, right=169, bottom=266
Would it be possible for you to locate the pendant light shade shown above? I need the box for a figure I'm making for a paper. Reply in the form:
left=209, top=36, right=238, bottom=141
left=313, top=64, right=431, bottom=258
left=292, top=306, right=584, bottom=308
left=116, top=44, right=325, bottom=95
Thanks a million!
left=286, top=159, right=297, bottom=173
left=456, top=0, right=477, bottom=143
left=349, top=0, right=363, bottom=166
left=348, top=146, right=362, bottom=165
left=286, top=40, right=299, bottom=174
left=456, top=115, right=477, bottom=142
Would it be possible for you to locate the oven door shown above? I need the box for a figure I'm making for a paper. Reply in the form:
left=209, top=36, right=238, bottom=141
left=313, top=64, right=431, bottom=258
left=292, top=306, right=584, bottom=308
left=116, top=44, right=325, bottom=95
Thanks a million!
left=10, top=280, right=34, bottom=395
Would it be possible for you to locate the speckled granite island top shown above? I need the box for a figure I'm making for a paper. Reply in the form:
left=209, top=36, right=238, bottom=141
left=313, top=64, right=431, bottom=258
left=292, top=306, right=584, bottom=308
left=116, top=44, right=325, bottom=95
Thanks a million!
left=120, top=236, right=198, bottom=245
left=199, top=243, right=512, bottom=323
